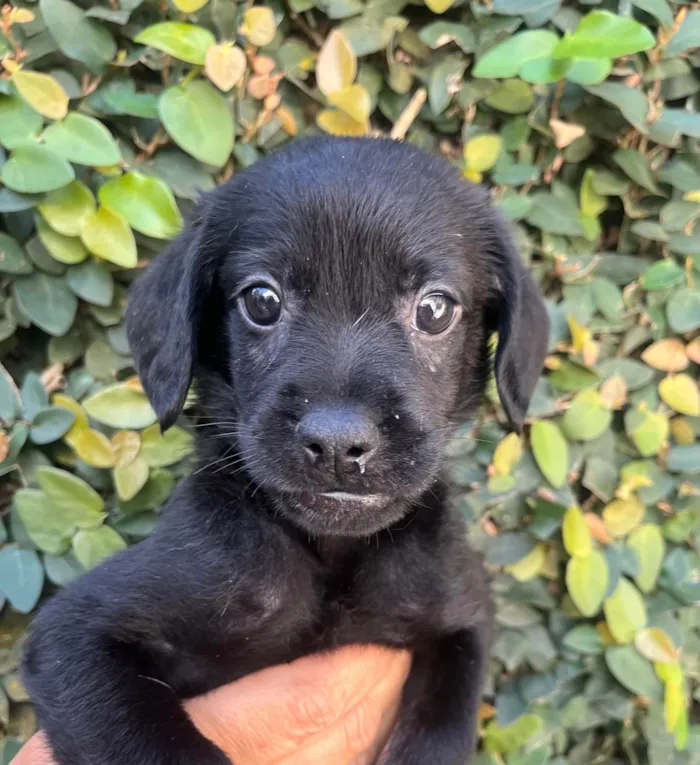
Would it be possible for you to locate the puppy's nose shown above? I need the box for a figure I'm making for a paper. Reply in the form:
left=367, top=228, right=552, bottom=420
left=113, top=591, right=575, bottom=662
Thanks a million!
left=296, top=409, right=379, bottom=474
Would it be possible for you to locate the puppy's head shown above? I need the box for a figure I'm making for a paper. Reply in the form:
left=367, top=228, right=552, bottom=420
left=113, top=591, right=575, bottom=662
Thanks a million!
left=126, top=137, right=548, bottom=536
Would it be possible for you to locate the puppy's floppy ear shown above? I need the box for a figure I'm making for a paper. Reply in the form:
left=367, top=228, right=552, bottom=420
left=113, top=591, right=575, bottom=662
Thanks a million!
left=490, top=215, right=549, bottom=432
left=126, top=205, right=213, bottom=430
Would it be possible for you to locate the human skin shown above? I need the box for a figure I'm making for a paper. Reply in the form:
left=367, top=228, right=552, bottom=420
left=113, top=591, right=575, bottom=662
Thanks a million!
left=14, top=644, right=412, bottom=765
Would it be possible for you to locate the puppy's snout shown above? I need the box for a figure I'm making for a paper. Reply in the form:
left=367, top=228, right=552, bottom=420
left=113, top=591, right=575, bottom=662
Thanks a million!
left=296, top=409, right=379, bottom=475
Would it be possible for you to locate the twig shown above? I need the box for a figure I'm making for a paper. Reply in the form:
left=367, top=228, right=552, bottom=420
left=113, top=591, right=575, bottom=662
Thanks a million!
left=390, top=87, right=427, bottom=141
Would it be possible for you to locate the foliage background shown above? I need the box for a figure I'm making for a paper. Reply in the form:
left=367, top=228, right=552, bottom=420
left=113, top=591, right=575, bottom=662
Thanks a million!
left=0, top=0, right=699, bottom=762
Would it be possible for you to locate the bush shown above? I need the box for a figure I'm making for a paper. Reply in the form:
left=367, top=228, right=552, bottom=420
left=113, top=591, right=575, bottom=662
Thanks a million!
left=0, top=0, right=699, bottom=762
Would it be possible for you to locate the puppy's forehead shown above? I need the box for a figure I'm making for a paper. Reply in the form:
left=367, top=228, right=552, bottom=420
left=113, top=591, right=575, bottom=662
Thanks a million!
left=214, top=139, right=494, bottom=311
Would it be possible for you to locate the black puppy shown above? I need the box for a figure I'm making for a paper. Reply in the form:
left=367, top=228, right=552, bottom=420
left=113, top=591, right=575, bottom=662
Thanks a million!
left=22, top=136, right=548, bottom=765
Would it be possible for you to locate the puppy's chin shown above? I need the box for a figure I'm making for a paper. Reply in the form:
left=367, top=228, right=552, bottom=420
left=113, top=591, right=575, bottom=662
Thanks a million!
left=271, top=490, right=411, bottom=537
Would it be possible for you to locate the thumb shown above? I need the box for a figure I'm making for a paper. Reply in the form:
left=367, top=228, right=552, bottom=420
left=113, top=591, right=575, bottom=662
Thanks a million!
left=185, top=645, right=411, bottom=765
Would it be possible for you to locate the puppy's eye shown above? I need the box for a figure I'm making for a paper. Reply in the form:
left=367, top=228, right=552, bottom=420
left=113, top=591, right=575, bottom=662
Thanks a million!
left=241, top=285, right=282, bottom=326
left=414, top=293, right=457, bottom=334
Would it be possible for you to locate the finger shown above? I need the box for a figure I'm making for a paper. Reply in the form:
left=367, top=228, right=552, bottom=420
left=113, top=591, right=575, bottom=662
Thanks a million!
left=12, top=733, right=56, bottom=765
left=185, top=645, right=411, bottom=765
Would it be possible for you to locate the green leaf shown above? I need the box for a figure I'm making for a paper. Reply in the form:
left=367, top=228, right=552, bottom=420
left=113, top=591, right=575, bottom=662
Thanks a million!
left=587, top=84, right=650, bottom=134
left=632, top=0, right=674, bottom=30
left=627, top=524, right=665, bottom=594
left=667, top=289, right=700, bottom=334
left=80, top=207, right=137, bottom=268
left=613, top=149, right=659, bottom=194
left=30, top=406, right=75, bottom=445
left=0, top=547, right=44, bottom=613
left=119, top=469, right=175, bottom=513
left=38, top=181, right=96, bottom=237
left=474, top=31, right=559, bottom=79
left=14, top=489, right=74, bottom=555
left=605, top=645, right=662, bottom=699
left=139, top=424, right=194, bottom=468
left=0, top=232, right=33, bottom=275
left=159, top=81, right=234, bottom=168
left=1, top=144, right=74, bottom=194
left=0, top=363, right=20, bottom=422
left=553, top=11, right=655, bottom=59
left=640, top=260, right=685, bottom=291
left=562, top=390, right=612, bottom=442
left=73, top=526, right=127, bottom=569
left=83, top=383, right=157, bottom=429
left=37, top=217, right=88, bottom=265
left=0, top=94, right=43, bottom=150
left=484, top=714, right=543, bottom=755
left=36, top=466, right=105, bottom=529
left=40, top=0, right=117, bottom=72
left=566, top=550, right=608, bottom=617
left=629, top=409, right=669, bottom=457
left=604, top=577, right=647, bottom=644
left=663, top=9, right=700, bottom=58
left=42, top=113, right=121, bottom=167
left=525, top=193, right=586, bottom=237
left=531, top=420, right=568, bottom=488
left=562, top=624, right=604, bottom=655
left=566, top=58, right=612, bottom=86
left=13, top=273, right=78, bottom=336
left=483, top=80, right=534, bottom=114
left=135, top=22, right=215, bottom=65
left=66, top=261, right=114, bottom=307
left=98, top=172, right=183, bottom=240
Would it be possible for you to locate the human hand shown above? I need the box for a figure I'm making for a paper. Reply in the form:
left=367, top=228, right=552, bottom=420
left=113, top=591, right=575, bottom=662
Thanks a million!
left=14, top=644, right=411, bottom=765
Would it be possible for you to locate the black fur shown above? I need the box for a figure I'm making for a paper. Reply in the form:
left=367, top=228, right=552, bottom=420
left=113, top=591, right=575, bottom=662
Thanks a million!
left=22, top=137, right=549, bottom=765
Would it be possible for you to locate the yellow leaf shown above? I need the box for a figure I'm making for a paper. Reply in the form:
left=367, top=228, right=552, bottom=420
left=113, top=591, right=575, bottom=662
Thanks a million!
left=73, top=429, right=116, bottom=469
left=600, top=374, right=627, bottom=410
left=566, top=549, right=608, bottom=617
left=9, top=8, right=35, bottom=23
left=425, top=0, right=455, bottom=12
left=464, top=134, right=503, bottom=174
left=316, top=30, right=356, bottom=97
left=659, top=374, right=700, bottom=416
left=241, top=7, right=277, bottom=48
left=111, top=431, right=141, bottom=469
left=173, top=0, right=210, bottom=10
left=628, top=524, right=665, bottom=594
left=463, top=168, right=482, bottom=184
left=492, top=432, right=522, bottom=477
left=567, top=315, right=591, bottom=355
left=664, top=678, right=684, bottom=734
left=114, top=454, right=149, bottom=501
left=562, top=504, right=592, bottom=557
left=641, top=339, right=689, bottom=372
left=12, top=70, right=68, bottom=120
left=604, top=577, right=647, bottom=644
left=53, top=393, right=89, bottom=446
left=603, top=496, right=645, bottom=538
left=580, top=168, right=606, bottom=218
left=631, top=410, right=669, bottom=457
left=205, top=43, right=247, bottom=92
left=635, top=627, right=678, bottom=664
left=506, top=544, right=547, bottom=582
left=328, top=84, right=371, bottom=123
left=81, top=207, right=137, bottom=268
left=671, top=417, right=695, bottom=446
left=317, top=109, right=367, bottom=137
left=682, top=190, right=700, bottom=203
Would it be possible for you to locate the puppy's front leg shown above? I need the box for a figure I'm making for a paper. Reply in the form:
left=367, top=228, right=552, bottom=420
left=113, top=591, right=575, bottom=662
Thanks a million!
left=22, top=543, right=231, bottom=765
left=379, top=621, right=492, bottom=765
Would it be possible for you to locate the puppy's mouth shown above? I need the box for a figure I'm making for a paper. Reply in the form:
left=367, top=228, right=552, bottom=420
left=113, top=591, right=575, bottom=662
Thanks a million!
left=319, top=491, right=387, bottom=504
